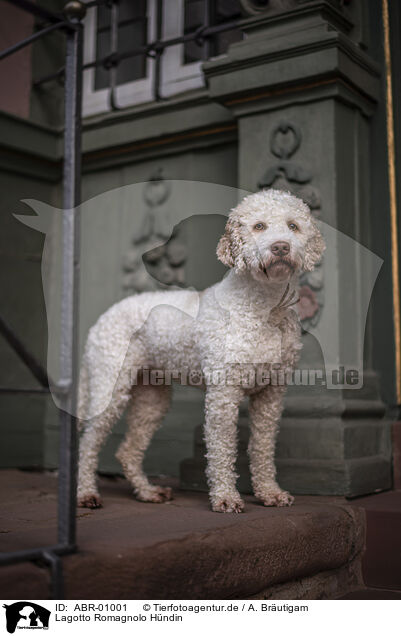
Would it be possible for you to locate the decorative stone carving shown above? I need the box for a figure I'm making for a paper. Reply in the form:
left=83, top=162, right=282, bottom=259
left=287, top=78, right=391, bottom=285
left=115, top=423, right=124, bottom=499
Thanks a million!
left=122, top=170, right=187, bottom=294
left=258, top=121, right=324, bottom=328
left=298, top=284, right=320, bottom=321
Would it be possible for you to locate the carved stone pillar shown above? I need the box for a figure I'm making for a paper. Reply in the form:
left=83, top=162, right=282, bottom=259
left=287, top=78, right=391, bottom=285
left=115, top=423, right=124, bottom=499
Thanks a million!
left=180, top=0, right=392, bottom=496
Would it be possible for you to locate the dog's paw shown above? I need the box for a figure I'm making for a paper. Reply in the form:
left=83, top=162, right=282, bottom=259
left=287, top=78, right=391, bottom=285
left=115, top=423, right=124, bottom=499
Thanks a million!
left=136, top=485, right=173, bottom=503
left=211, top=494, right=245, bottom=513
left=258, top=489, right=294, bottom=507
left=77, top=493, right=103, bottom=509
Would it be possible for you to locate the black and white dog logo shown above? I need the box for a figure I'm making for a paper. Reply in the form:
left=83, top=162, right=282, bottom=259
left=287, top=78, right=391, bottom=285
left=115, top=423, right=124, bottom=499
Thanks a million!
left=3, top=603, right=50, bottom=633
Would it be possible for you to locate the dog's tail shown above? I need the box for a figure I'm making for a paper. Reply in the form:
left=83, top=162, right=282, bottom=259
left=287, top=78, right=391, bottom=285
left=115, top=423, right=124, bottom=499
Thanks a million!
left=77, top=357, right=89, bottom=431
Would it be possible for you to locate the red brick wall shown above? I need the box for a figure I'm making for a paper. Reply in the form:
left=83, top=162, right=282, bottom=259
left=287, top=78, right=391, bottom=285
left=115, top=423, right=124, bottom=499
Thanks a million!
left=0, top=3, right=34, bottom=118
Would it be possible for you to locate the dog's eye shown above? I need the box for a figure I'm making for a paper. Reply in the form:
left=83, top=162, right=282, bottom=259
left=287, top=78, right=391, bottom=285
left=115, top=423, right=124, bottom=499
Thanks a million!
left=253, top=222, right=266, bottom=231
left=288, top=222, right=299, bottom=231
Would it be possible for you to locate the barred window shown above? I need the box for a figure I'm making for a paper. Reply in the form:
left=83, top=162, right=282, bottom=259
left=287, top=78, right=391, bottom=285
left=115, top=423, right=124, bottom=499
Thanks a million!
left=94, top=1, right=148, bottom=90
left=184, top=0, right=243, bottom=65
left=83, top=0, right=243, bottom=115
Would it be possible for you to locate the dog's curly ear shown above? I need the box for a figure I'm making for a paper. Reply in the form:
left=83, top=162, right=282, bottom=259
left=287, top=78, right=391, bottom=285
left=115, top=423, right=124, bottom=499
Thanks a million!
left=303, top=220, right=325, bottom=271
left=217, top=218, right=247, bottom=270
left=216, top=219, right=235, bottom=268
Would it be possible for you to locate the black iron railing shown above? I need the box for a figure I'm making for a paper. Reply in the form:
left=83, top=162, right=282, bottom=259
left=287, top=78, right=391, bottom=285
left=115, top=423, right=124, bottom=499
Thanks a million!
left=0, top=0, right=244, bottom=598
left=0, top=0, right=85, bottom=599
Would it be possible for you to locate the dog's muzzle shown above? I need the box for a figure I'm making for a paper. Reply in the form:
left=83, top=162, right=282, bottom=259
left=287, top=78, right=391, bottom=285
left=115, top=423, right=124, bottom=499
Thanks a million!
left=261, top=246, right=296, bottom=279
left=270, top=241, right=290, bottom=257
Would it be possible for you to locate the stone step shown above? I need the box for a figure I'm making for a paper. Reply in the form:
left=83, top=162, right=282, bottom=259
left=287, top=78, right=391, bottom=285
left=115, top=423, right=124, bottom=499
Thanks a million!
left=0, top=470, right=365, bottom=600
left=352, top=490, right=401, bottom=591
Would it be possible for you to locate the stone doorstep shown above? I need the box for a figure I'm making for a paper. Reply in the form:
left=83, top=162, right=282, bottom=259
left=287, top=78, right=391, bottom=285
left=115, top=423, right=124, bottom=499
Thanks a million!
left=0, top=470, right=366, bottom=600
left=352, top=490, right=401, bottom=592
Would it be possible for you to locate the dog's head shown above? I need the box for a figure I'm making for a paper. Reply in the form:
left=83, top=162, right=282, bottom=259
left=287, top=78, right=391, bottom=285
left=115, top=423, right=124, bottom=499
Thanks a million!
left=217, top=189, right=325, bottom=283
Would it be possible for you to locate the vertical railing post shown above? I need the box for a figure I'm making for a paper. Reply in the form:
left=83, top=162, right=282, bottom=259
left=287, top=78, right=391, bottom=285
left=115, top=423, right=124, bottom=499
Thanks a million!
left=154, top=0, right=163, bottom=101
left=58, top=1, right=86, bottom=547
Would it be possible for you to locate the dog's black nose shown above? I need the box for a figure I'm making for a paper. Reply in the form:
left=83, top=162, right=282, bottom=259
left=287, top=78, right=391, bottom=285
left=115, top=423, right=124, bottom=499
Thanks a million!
left=271, top=241, right=290, bottom=256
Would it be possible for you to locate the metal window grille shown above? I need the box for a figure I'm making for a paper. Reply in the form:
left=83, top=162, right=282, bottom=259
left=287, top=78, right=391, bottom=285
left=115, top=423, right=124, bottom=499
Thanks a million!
left=184, top=0, right=243, bottom=64
left=0, top=0, right=244, bottom=599
left=94, top=0, right=148, bottom=90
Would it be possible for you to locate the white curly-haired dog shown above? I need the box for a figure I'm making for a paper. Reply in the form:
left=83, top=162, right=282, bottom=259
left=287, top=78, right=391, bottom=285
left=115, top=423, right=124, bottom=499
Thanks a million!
left=77, top=189, right=325, bottom=513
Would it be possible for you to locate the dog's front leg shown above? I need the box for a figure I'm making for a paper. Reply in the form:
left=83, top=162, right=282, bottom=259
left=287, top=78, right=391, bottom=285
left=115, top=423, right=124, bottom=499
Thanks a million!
left=248, top=385, right=294, bottom=507
left=204, top=385, right=244, bottom=513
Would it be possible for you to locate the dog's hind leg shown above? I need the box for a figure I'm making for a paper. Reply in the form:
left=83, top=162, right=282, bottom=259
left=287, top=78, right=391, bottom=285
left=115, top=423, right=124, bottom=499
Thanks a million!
left=77, top=324, right=144, bottom=508
left=248, top=385, right=294, bottom=507
left=116, top=383, right=172, bottom=503
left=77, top=374, right=133, bottom=509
